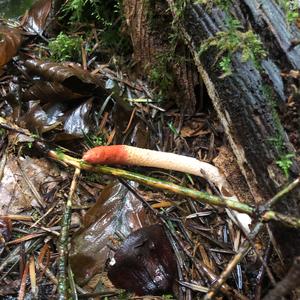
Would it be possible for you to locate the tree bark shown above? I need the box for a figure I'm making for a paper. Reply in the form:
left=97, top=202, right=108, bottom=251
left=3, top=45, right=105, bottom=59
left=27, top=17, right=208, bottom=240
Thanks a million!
left=123, top=0, right=300, bottom=265
left=167, top=0, right=300, bottom=265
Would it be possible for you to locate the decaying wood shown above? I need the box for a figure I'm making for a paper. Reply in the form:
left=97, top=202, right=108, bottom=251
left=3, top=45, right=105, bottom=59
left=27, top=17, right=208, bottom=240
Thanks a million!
left=122, top=0, right=200, bottom=113
left=164, top=0, right=300, bottom=264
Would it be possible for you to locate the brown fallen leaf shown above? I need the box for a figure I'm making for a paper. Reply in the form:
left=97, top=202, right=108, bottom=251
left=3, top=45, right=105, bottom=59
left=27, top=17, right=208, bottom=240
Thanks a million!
left=70, top=182, right=155, bottom=284
left=22, top=0, right=52, bottom=34
left=0, top=26, right=22, bottom=68
left=24, top=59, right=106, bottom=95
left=108, top=224, right=177, bottom=296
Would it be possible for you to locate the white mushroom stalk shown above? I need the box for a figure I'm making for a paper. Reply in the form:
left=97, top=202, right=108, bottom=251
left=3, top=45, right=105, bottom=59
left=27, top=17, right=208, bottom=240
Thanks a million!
left=83, top=145, right=252, bottom=232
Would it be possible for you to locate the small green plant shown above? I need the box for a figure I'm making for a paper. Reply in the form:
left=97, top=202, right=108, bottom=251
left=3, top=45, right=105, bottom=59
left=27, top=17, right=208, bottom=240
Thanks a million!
left=149, top=53, right=174, bottom=97
left=60, top=0, right=131, bottom=55
left=219, top=55, right=232, bottom=76
left=276, top=153, right=295, bottom=178
left=0, top=128, right=6, bottom=137
left=269, top=135, right=295, bottom=178
left=199, top=18, right=266, bottom=76
left=277, top=0, right=299, bottom=24
left=195, top=0, right=233, bottom=10
left=61, top=0, right=120, bottom=25
left=61, top=0, right=85, bottom=23
left=48, top=32, right=83, bottom=62
left=84, top=133, right=106, bottom=148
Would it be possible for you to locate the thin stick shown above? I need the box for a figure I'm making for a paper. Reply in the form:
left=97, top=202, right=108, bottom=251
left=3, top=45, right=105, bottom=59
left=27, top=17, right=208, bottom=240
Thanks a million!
left=204, top=177, right=300, bottom=299
left=204, top=222, right=264, bottom=299
left=18, top=261, right=29, bottom=300
left=58, top=168, right=81, bottom=300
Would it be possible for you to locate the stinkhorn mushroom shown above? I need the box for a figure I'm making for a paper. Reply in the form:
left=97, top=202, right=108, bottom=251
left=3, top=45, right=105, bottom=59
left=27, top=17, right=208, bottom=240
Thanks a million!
left=83, top=145, right=251, bottom=232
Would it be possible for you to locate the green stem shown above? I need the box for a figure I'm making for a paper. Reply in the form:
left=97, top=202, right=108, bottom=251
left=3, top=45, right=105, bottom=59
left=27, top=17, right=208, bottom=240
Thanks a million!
left=58, top=168, right=80, bottom=300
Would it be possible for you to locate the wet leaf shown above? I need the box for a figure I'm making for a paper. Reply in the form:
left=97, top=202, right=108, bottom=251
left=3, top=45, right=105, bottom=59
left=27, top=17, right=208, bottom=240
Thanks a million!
left=22, top=0, right=52, bottom=35
left=23, top=81, right=87, bottom=103
left=19, top=101, right=66, bottom=134
left=69, top=182, right=155, bottom=284
left=24, top=59, right=105, bottom=95
left=63, top=98, right=94, bottom=136
left=0, top=27, right=22, bottom=68
left=108, top=224, right=177, bottom=296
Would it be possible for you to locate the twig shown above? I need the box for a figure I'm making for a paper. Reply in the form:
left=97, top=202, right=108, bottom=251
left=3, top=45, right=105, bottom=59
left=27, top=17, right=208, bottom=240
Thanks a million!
left=263, top=177, right=300, bottom=209
left=255, top=241, right=272, bottom=300
left=18, top=261, right=29, bottom=300
left=204, top=222, right=263, bottom=299
left=0, top=146, right=7, bottom=182
left=58, top=168, right=81, bottom=300
left=203, top=177, right=300, bottom=299
left=68, top=263, right=78, bottom=300
left=17, top=159, right=46, bottom=209
left=29, top=256, right=38, bottom=299
left=1, top=116, right=299, bottom=227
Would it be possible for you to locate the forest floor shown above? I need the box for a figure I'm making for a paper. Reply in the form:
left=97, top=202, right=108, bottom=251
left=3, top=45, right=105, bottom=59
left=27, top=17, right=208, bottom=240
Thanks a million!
left=0, top=0, right=300, bottom=299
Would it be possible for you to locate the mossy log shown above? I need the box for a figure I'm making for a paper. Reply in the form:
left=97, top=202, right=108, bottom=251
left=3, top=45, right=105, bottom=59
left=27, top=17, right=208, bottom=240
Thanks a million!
left=169, top=0, right=300, bottom=264
left=124, top=0, right=300, bottom=264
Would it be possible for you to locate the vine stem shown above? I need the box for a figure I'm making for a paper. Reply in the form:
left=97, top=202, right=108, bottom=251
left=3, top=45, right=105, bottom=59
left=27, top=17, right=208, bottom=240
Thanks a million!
left=58, top=168, right=80, bottom=300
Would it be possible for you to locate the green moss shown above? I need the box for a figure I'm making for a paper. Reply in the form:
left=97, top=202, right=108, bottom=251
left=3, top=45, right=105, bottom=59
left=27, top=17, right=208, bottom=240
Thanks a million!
left=149, top=53, right=174, bottom=98
left=194, top=0, right=233, bottom=11
left=60, top=0, right=131, bottom=55
left=48, top=32, right=83, bottom=62
left=262, top=84, right=294, bottom=178
left=199, top=18, right=266, bottom=76
left=276, top=0, right=299, bottom=24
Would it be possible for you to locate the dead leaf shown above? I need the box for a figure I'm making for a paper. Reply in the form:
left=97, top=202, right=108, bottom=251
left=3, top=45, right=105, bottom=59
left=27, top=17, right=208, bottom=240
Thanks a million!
left=22, top=0, right=52, bottom=34
left=23, top=81, right=87, bottom=103
left=24, top=59, right=105, bottom=95
left=108, top=225, right=177, bottom=295
left=0, top=27, right=22, bottom=68
left=70, top=182, right=155, bottom=284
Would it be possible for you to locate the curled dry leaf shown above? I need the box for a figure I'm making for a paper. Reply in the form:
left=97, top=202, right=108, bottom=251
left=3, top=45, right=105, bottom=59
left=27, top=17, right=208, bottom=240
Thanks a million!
left=0, top=27, right=22, bottom=68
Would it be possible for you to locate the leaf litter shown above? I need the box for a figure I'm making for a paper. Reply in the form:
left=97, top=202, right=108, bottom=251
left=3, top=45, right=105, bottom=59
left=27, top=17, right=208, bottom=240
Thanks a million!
left=1, top=0, right=298, bottom=299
